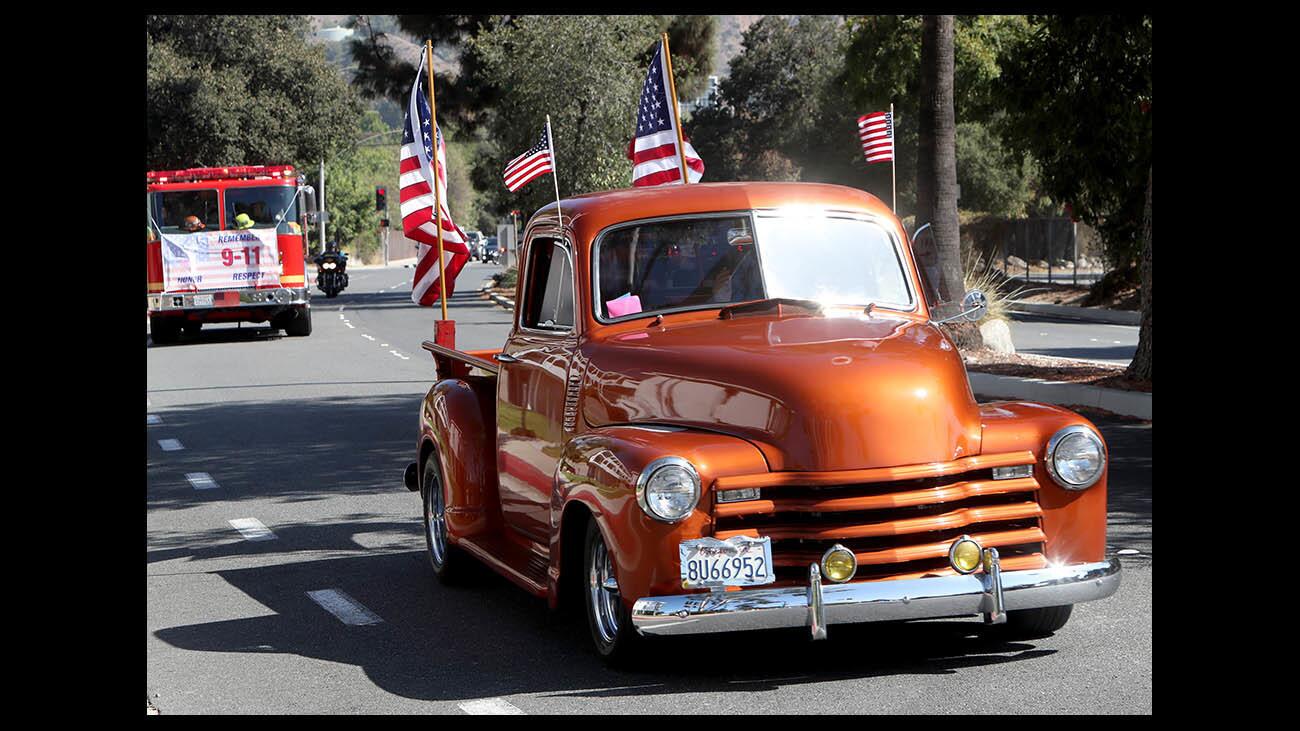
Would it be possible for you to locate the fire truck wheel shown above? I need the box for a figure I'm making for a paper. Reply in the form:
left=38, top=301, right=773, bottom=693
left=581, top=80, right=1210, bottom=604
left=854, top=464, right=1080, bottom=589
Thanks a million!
left=584, top=520, right=643, bottom=665
left=150, top=320, right=180, bottom=345
left=281, top=307, right=312, bottom=337
left=422, top=453, right=473, bottom=585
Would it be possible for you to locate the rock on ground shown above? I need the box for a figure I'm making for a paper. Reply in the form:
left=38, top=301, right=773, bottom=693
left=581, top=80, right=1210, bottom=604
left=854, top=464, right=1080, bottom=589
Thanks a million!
left=978, top=318, right=1016, bottom=354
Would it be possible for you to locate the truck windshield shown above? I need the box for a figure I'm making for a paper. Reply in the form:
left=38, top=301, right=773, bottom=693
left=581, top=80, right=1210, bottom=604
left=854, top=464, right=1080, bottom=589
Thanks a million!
left=225, top=186, right=298, bottom=232
left=149, top=189, right=219, bottom=234
left=595, top=212, right=913, bottom=321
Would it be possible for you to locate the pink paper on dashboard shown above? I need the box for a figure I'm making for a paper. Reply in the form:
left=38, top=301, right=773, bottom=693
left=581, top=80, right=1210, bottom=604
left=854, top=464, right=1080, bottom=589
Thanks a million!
left=606, top=293, right=642, bottom=317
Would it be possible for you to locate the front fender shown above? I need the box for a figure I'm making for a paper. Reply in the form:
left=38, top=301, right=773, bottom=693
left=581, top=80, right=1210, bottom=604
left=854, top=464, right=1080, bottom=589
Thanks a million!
left=548, top=426, right=770, bottom=608
left=979, top=401, right=1110, bottom=565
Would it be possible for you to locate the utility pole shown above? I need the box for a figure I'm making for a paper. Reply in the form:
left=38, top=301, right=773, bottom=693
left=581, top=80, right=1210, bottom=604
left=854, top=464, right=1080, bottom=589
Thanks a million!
left=318, top=159, right=327, bottom=255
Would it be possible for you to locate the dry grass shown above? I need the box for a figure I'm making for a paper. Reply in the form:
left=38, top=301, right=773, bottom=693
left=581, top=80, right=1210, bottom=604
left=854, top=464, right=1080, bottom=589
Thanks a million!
left=962, top=252, right=1029, bottom=323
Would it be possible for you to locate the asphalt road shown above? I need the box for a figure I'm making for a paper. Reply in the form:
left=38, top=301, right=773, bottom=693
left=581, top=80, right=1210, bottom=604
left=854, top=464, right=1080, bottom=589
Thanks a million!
left=147, top=262, right=1152, bottom=714
left=1007, top=313, right=1138, bottom=365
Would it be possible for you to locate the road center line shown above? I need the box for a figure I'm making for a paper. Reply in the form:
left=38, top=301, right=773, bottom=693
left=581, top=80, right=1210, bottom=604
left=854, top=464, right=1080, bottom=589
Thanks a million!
left=229, top=518, right=276, bottom=541
left=147, top=414, right=162, bottom=425
left=306, top=589, right=383, bottom=626
left=186, top=472, right=219, bottom=490
left=458, top=698, right=525, bottom=715
left=158, top=438, right=184, bottom=451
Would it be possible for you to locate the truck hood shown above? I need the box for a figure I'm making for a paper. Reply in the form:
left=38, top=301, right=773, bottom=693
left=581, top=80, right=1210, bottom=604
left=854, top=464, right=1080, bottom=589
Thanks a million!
left=582, top=313, right=983, bottom=471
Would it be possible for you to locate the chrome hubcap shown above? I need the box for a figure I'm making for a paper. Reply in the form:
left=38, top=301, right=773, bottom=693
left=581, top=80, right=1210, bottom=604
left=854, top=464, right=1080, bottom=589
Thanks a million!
left=424, top=467, right=447, bottom=567
left=588, top=535, right=620, bottom=644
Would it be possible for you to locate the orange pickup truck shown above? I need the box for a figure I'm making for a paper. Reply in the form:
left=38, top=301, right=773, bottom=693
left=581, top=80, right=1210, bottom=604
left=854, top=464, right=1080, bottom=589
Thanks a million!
left=404, top=182, right=1119, bottom=663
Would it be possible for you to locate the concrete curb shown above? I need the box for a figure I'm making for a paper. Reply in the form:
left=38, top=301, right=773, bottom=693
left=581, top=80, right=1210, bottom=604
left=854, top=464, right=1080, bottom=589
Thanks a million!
left=1008, top=301, right=1140, bottom=325
left=969, top=372, right=1151, bottom=420
left=480, top=281, right=515, bottom=312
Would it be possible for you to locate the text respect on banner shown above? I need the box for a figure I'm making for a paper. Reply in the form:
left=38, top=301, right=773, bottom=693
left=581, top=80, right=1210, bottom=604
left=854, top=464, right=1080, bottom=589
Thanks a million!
left=161, top=229, right=282, bottom=292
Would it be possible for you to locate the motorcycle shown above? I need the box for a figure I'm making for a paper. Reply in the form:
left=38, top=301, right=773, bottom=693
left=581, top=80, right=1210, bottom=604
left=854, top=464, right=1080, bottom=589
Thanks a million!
left=314, top=245, right=349, bottom=298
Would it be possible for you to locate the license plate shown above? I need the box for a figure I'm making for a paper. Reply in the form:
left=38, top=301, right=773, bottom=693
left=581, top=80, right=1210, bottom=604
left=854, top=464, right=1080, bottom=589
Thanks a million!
left=192, top=294, right=214, bottom=307
left=679, top=536, right=775, bottom=589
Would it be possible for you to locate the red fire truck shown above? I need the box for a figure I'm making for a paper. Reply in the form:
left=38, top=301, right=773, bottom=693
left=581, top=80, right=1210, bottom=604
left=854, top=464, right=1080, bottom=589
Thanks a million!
left=146, top=165, right=316, bottom=343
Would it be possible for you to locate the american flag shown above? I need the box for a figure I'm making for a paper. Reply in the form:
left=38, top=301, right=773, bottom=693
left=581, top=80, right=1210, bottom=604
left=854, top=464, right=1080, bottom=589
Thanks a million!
left=858, top=111, right=894, bottom=164
left=502, top=126, right=554, bottom=192
left=630, top=39, right=704, bottom=187
left=401, top=56, right=470, bottom=307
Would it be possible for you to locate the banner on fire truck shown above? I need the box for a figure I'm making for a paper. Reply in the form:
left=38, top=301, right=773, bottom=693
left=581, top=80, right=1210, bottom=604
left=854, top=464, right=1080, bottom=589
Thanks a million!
left=160, top=229, right=282, bottom=292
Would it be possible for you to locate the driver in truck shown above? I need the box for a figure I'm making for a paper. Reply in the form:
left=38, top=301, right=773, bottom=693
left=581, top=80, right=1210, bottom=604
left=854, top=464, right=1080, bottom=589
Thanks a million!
left=182, top=215, right=206, bottom=233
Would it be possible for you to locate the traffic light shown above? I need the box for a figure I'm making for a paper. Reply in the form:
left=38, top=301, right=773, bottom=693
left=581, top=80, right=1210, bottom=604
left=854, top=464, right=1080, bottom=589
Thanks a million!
left=376, top=186, right=387, bottom=212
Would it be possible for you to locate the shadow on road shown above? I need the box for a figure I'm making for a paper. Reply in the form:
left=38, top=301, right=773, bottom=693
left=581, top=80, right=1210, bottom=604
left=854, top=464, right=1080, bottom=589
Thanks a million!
left=149, top=399, right=1145, bottom=704
left=147, top=394, right=422, bottom=513
left=152, top=547, right=1056, bottom=703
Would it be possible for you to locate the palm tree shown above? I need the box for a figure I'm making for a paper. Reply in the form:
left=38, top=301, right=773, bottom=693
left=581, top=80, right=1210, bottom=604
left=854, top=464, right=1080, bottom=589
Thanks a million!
left=1126, top=168, right=1152, bottom=381
left=917, top=15, right=982, bottom=348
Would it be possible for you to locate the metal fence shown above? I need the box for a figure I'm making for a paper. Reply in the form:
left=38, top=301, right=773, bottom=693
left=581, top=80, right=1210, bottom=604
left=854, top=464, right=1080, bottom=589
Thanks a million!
left=964, top=217, right=1108, bottom=285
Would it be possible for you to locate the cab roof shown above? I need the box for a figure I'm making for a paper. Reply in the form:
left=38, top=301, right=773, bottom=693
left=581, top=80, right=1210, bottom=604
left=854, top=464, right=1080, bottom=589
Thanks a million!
left=531, top=181, right=898, bottom=243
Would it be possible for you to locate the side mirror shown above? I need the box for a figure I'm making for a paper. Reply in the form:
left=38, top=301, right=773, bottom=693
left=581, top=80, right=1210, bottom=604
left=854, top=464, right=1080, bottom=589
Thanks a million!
left=959, top=290, right=988, bottom=322
left=299, top=185, right=317, bottom=215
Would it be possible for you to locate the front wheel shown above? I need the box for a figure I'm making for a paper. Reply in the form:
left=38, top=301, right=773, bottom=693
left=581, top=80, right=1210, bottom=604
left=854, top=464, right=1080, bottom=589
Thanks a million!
left=150, top=318, right=180, bottom=345
left=282, top=306, right=312, bottom=337
left=996, top=605, right=1073, bottom=638
left=584, top=521, right=642, bottom=664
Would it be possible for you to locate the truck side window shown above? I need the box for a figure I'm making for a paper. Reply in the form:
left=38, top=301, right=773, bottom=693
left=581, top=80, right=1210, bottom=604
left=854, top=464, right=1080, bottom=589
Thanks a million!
left=523, top=239, right=574, bottom=332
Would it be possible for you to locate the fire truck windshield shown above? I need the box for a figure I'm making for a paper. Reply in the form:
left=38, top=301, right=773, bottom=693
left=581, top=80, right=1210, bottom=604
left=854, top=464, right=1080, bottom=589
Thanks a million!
left=226, top=186, right=299, bottom=232
left=149, top=189, right=219, bottom=234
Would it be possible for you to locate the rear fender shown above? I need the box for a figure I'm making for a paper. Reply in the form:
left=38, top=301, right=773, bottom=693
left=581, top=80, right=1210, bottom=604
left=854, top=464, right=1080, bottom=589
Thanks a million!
left=421, top=377, right=501, bottom=540
left=547, top=425, right=770, bottom=609
left=979, top=401, right=1110, bottom=565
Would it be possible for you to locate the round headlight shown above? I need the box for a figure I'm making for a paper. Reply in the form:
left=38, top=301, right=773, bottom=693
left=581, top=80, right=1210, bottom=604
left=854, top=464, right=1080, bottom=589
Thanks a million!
left=636, top=457, right=700, bottom=523
left=1045, top=425, right=1106, bottom=490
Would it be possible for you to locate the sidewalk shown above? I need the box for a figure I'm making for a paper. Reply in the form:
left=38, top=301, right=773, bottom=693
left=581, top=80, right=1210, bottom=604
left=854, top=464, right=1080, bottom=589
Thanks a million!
left=1008, top=300, right=1140, bottom=325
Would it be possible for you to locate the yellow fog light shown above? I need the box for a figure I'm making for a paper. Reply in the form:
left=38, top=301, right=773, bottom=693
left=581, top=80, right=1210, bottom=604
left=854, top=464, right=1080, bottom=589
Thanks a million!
left=949, top=535, right=983, bottom=574
left=820, top=544, right=857, bottom=583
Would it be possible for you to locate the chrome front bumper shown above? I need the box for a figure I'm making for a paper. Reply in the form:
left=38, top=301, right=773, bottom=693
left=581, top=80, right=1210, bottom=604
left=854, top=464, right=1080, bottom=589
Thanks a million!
left=147, top=287, right=308, bottom=312
left=631, top=557, right=1121, bottom=638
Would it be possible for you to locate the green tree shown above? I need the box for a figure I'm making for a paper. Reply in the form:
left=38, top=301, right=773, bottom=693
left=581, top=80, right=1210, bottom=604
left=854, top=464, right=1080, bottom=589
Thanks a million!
left=996, top=15, right=1152, bottom=270
left=469, top=15, right=663, bottom=219
left=1126, top=168, right=1151, bottom=381
left=839, top=15, right=1032, bottom=219
left=347, top=15, right=509, bottom=133
left=690, top=16, right=848, bottom=183
left=146, top=15, right=363, bottom=170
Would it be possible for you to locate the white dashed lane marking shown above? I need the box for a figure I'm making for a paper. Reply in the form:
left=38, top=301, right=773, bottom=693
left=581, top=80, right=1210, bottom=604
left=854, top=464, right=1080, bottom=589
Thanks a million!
left=307, top=589, right=383, bottom=626
left=147, top=414, right=162, bottom=425
left=361, top=334, right=375, bottom=341
left=186, top=472, right=219, bottom=490
left=458, top=698, right=525, bottom=715
left=228, top=518, right=276, bottom=541
left=158, top=439, right=184, bottom=451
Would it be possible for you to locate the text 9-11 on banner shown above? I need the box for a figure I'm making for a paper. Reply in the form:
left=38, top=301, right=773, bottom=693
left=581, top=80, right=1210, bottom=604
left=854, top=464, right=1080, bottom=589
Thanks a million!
left=160, top=229, right=282, bottom=292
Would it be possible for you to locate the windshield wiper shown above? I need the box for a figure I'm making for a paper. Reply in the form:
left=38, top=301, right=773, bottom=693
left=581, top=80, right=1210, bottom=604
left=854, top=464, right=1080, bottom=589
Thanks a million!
left=718, top=298, right=824, bottom=320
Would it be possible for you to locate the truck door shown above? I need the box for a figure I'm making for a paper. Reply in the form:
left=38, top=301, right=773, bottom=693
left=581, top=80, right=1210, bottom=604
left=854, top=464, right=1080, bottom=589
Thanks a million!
left=496, top=237, right=577, bottom=542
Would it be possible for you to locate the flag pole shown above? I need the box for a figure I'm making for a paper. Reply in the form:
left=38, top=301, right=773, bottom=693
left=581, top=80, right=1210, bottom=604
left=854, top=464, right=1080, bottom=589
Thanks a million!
left=890, top=102, right=897, bottom=214
left=661, top=33, right=690, bottom=185
left=425, top=40, right=449, bottom=322
left=546, top=115, right=563, bottom=229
